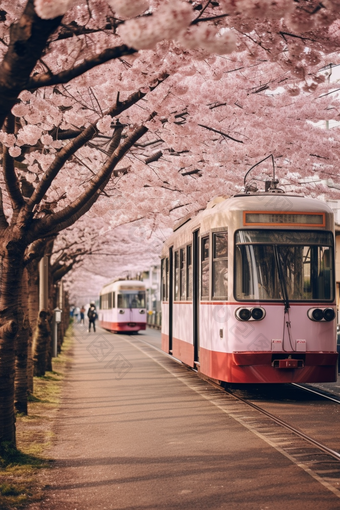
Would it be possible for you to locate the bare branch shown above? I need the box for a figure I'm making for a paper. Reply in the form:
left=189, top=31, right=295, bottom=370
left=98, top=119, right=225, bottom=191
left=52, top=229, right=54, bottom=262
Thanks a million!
left=198, top=123, right=244, bottom=143
left=145, top=151, right=163, bottom=164
left=181, top=169, right=202, bottom=176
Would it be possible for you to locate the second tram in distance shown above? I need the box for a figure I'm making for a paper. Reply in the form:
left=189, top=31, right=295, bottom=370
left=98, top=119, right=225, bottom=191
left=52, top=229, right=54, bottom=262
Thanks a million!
left=99, top=279, right=147, bottom=333
left=161, top=185, right=338, bottom=384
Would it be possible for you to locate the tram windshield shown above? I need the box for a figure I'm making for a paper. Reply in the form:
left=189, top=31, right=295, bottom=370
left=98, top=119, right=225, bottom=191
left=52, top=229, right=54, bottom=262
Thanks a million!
left=117, top=291, right=146, bottom=309
left=235, top=230, right=334, bottom=301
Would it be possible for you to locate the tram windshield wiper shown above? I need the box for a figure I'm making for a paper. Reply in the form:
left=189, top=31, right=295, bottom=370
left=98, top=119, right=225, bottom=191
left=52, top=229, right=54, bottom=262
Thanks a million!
left=274, top=246, right=290, bottom=312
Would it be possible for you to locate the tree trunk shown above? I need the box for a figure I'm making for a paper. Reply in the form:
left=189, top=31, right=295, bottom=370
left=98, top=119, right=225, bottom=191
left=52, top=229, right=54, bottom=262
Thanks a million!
left=14, top=268, right=31, bottom=414
left=27, top=259, right=39, bottom=393
left=0, top=241, right=24, bottom=446
left=32, top=310, right=50, bottom=377
left=32, top=251, right=52, bottom=377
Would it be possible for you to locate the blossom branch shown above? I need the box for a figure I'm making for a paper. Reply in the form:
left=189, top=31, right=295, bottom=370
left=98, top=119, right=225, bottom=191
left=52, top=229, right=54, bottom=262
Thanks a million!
left=26, top=124, right=99, bottom=212
left=3, top=113, right=25, bottom=214
left=0, top=0, right=62, bottom=129
left=27, top=46, right=138, bottom=90
left=30, top=115, right=155, bottom=239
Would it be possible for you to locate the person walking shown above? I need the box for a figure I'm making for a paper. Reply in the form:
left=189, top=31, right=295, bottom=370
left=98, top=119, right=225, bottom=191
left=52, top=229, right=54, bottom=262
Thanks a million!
left=80, top=305, right=85, bottom=325
left=87, top=302, right=98, bottom=332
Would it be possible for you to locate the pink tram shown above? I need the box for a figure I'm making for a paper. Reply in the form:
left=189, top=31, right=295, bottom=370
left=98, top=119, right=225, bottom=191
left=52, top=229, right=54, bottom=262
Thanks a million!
left=161, top=188, right=338, bottom=384
left=99, top=279, right=147, bottom=333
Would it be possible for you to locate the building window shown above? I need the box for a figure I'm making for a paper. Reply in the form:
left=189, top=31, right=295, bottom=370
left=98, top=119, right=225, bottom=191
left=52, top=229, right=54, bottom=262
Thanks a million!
left=212, top=232, right=228, bottom=299
left=201, top=237, right=210, bottom=298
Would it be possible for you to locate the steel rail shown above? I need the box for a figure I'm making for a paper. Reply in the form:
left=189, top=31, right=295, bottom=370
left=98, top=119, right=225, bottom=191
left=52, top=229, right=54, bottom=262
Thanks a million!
left=292, top=382, right=340, bottom=404
left=221, top=387, right=340, bottom=462
left=134, top=334, right=340, bottom=463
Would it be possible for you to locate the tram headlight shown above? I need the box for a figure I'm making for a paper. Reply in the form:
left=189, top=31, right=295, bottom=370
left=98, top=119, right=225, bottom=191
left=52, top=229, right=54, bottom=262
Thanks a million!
left=307, top=308, right=324, bottom=321
left=235, top=307, right=266, bottom=321
left=323, top=308, right=336, bottom=322
left=251, top=307, right=266, bottom=321
left=235, top=308, right=252, bottom=321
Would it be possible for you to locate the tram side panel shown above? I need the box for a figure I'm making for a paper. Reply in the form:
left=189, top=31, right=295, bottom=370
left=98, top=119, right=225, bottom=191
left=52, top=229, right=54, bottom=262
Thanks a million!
left=161, top=301, right=169, bottom=352
left=99, top=307, right=118, bottom=331
left=172, top=303, right=194, bottom=366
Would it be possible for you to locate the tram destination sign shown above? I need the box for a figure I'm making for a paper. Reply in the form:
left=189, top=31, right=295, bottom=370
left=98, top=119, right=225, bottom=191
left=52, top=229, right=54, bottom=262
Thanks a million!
left=244, top=211, right=326, bottom=227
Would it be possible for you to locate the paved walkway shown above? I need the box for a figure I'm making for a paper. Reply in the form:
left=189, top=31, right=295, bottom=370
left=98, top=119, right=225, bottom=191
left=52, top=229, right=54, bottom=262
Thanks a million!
left=28, top=325, right=340, bottom=510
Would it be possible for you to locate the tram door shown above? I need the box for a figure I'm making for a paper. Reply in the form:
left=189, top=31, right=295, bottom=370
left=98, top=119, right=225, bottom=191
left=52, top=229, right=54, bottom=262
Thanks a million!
left=169, top=246, right=173, bottom=353
left=193, top=230, right=200, bottom=363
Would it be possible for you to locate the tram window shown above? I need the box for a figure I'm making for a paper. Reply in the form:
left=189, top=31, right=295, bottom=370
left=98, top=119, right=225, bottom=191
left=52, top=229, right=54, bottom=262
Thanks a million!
left=108, top=292, right=112, bottom=309
left=186, top=244, right=192, bottom=300
left=117, top=292, right=146, bottom=308
left=212, top=232, right=228, bottom=299
left=101, top=292, right=110, bottom=309
left=235, top=230, right=334, bottom=301
left=165, top=257, right=169, bottom=301
left=175, top=251, right=180, bottom=301
left=112, top=292, right=115, bottom=308
left=117, top=294, right=125, bottom=308
left=161, top=259, right=166, bottom=301
left=180, top=248, right=186, bottom=300
left=201, top=237, right=210, bottom=298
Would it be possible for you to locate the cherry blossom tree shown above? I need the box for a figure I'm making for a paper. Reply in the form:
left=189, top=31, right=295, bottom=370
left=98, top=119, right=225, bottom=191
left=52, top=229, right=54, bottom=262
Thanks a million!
left=1, top=0, right=340, bottom=448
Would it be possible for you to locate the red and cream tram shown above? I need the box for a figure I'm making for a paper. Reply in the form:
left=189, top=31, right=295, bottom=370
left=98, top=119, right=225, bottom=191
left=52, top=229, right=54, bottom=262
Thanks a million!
left=161, top=187, right=338, bottom=383
left=99, top=279, right=147, bottom=333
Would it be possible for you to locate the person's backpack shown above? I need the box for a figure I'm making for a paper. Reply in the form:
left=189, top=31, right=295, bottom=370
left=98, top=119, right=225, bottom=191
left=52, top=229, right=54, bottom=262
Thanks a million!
left=89, top=309, right=97, bottom=320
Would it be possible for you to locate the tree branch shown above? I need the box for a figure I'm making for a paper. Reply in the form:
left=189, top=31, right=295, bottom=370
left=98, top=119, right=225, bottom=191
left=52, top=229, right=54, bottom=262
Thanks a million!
left=23, top=237, right=53, bottom=266
left=52, top=261, right=77, bottom=283
left=30, top=116, right=155, bottom=239
left=145, top=151, right=163, bottom=164
left=0, top=0, right=62, bottom=129
left=26, top=124, right=98, bottom=212
left=3, top=113, right=25, bottom=213
left=198, top=123, right=244, bottom=143
left=0, top=187, right=9, bottom=229
left=27, top=45, right=137, bottom=90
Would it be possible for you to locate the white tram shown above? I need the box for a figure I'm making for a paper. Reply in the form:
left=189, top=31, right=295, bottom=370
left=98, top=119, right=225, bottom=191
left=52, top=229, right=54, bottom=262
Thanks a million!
left=99, top=279, right=147, bottom=333
left=161, top=187, right=338, bottom=383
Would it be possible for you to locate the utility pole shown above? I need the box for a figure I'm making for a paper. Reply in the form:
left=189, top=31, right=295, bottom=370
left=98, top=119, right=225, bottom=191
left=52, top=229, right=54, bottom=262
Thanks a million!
left=39, top=254, right=49, bottom=311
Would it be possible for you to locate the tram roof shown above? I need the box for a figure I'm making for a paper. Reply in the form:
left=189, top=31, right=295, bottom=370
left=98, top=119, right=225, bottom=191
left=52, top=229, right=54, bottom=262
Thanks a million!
left=162, top=192, right=334, bottom=253
left=100, top=279, right=146, bottom=294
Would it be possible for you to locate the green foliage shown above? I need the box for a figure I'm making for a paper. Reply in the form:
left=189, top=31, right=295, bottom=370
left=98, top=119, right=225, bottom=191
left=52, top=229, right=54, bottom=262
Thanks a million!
left=0, top=441, right=45, bottom=469
left=0, top=443, right=46, bottom=509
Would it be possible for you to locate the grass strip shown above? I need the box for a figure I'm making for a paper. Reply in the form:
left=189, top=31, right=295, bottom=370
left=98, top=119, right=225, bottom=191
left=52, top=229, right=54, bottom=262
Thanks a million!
left=0, top=325, right=73, bottom=509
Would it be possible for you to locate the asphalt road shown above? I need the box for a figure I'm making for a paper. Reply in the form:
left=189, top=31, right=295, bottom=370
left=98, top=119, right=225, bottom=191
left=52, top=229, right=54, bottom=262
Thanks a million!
left=27, top=324, right=340, bottom=510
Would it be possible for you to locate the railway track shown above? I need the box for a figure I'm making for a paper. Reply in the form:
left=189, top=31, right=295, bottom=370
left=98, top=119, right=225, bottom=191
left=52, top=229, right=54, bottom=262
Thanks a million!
left=292, top=382, right=340, bottom=404
left=131, top=333, right=340, bottom=498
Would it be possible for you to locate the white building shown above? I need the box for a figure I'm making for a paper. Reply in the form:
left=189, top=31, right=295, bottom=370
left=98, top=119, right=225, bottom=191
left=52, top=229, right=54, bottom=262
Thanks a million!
left=136, top=265, right=161, bottom=312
